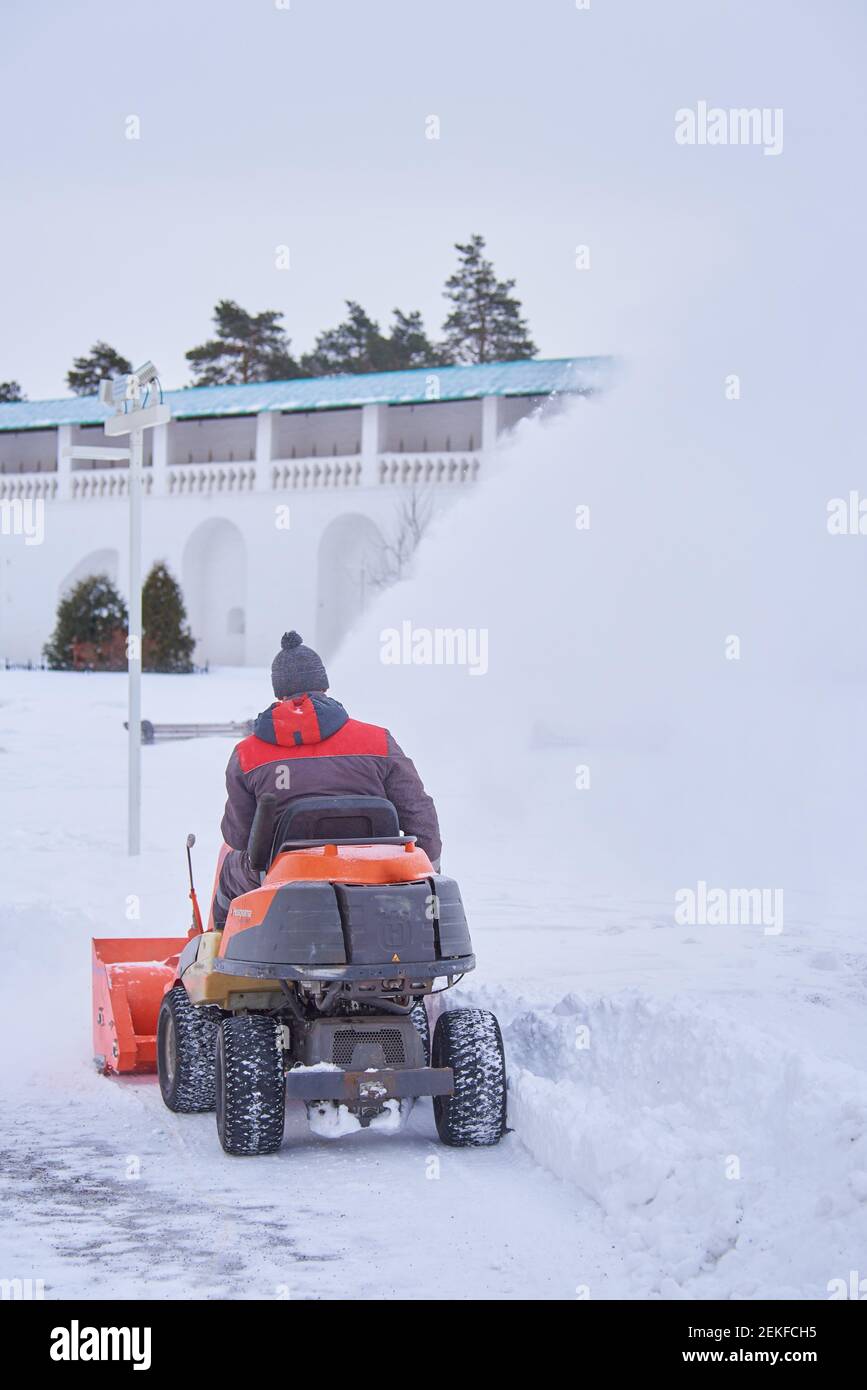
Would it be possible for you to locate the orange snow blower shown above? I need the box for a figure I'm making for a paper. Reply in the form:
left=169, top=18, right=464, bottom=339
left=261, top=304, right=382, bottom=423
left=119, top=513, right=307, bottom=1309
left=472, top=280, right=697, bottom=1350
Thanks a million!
left=91, top=834, right=203, bottom=1074
left=92, top=938, right=186, bottom=1073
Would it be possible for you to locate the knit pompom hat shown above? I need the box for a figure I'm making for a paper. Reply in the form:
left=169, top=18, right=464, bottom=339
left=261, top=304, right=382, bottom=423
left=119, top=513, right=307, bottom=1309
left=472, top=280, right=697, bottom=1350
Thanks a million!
left=270, top=631, right=329, bottom=699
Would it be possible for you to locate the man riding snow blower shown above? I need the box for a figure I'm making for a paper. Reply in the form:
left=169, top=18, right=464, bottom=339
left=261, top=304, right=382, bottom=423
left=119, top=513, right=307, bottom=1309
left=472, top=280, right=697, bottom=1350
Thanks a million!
left=92, top=625, right=506, bottom=1154
left=214, top=630, right=442, bottom=928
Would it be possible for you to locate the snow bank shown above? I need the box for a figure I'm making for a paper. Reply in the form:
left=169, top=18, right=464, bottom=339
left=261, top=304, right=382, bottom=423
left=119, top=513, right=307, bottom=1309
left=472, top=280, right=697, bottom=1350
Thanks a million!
left=463, top=982, right=867, bottom=1299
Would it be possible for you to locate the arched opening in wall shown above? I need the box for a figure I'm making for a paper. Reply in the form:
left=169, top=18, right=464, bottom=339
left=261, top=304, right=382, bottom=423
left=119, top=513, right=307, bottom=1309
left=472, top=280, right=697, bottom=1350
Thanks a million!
left=316, top=513, right=385, bottom=661
left=182, top=519, right=247, bottom=667
left=58, top=548, right=120, bottom=599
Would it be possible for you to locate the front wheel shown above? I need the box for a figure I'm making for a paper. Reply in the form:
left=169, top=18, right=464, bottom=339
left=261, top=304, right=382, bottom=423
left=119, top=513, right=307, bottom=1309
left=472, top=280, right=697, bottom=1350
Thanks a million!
left=215, top=1015, right=285, bottom=1155
left=157, top=984, right=218, bottom=1113
left=432, top=1008, right=507, bottom=1147
left=409, top=998, right=431, bottom=1065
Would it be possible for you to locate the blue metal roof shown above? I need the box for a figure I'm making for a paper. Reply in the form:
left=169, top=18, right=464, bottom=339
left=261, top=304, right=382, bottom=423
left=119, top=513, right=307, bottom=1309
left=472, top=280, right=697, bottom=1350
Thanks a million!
left=0, top=356, right=609, bottom=433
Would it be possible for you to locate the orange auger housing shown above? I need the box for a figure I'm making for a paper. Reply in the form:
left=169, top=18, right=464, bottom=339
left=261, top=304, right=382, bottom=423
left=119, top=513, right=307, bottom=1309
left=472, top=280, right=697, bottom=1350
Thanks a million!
left=92, top=938, right=187, bottom=1074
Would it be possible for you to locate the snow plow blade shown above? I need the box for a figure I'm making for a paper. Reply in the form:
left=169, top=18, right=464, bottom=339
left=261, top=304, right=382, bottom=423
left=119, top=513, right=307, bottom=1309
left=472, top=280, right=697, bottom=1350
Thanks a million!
left=92, top=937, right=186, bottom=1074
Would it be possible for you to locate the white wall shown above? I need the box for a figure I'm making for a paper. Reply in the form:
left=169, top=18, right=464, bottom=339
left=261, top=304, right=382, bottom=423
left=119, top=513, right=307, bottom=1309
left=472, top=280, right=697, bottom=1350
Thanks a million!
left=0, top=487, right=457, bottom=667
left=59, top=547, right=120, bottom=595
left=0, top=392, right=544, bottom=667
left=316, top=513, right=386, bottom=660
left=182, top=517, right=247, bottom=665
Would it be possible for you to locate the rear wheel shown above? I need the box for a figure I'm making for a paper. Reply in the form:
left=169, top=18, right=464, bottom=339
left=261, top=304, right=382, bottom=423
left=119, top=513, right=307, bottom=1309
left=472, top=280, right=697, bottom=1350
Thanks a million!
left=216, top=1015, right=285, bottom=1155
left=157, top=984, right=218, bottom=1113
left=432, top=1008, right=507, bottom=1147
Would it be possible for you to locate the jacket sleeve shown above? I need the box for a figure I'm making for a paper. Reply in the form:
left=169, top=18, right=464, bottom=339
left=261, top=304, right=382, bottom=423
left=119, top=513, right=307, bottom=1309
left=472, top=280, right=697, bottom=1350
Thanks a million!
left=220, top=747, right=257, bottom=851
left=383, top=732, right=442, bottom=863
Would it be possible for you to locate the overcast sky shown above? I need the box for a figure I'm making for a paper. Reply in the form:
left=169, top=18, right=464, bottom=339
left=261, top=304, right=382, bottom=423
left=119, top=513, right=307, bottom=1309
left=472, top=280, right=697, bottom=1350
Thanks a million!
left=0, top=0, right=861, bottom=399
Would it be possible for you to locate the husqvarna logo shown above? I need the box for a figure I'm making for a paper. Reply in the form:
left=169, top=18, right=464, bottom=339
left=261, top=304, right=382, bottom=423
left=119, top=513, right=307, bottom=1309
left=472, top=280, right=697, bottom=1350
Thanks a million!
left=381, top=919, right=411, bottom=950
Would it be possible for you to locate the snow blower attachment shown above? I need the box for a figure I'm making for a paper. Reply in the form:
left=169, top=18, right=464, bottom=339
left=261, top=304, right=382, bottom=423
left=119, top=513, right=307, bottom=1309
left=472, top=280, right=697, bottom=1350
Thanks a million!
left=92, top=939, right=186, bottom=1073
left=93, top=794, right=507, bottom=1153
left=91, top=834, right=203, bottom=1074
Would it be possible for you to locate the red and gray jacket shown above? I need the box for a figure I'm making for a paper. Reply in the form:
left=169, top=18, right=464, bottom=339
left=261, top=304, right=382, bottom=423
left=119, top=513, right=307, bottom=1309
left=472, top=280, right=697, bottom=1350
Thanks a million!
left=220, top=692, right=442, bottom=863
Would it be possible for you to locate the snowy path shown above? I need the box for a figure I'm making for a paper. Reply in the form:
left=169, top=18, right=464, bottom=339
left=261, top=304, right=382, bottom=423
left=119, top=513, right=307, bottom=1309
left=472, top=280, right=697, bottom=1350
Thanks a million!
left=3, top=909, right=865, bottom=1300
left=0, top=1061, right=622, bottom=1301
left=2, top=671, right=867, bottom=1299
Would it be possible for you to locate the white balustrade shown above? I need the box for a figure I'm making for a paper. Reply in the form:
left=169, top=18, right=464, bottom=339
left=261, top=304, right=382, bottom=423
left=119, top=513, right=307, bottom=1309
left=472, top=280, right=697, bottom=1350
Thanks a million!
left=167, top=463, right=256, bottom=496
left=271, top=456, right=362, bottom=489
left=0, top=474, right=58, bottom=500
left=1, top=451, right=483, bottom=500
left=70, top=472, right=153, bottom=500
left=377, top=452, right=482, bottom=485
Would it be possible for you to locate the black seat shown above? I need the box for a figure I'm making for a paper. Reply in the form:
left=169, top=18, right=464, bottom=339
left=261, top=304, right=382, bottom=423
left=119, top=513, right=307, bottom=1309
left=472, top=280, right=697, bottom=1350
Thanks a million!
left=271, top=795, right=400, bottom=862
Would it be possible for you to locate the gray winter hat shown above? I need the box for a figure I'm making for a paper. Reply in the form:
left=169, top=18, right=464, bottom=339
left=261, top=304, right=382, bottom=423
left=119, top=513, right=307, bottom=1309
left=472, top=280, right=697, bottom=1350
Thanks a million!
left=271, top=631, right=329, bottom=699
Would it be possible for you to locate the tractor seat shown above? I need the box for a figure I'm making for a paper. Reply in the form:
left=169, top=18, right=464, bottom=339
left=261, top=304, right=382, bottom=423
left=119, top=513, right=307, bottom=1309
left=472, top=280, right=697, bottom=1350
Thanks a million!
left=270, top=795, right=400, bottom=865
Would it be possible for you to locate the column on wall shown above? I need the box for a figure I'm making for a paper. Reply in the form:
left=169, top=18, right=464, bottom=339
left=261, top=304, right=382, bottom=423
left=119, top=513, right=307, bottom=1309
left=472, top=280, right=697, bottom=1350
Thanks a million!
left=255, top=410, right=276, bottom=490
left=56, top=425, right=72, bottom=499
left=481, top=395, right=500, bottom=456
left=151, top=421, right=169, bottom=495
left=360, top=402, right=387, bottom=486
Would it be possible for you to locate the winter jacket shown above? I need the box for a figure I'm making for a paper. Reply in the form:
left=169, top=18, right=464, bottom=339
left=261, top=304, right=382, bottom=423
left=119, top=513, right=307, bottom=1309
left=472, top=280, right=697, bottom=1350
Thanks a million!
left=220, top=692, right=442, bottom=862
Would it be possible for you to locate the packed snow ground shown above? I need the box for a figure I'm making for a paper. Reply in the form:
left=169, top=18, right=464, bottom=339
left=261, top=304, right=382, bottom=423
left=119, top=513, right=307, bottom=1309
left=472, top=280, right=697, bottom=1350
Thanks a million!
left=0, top=664, right=865, bottom=1300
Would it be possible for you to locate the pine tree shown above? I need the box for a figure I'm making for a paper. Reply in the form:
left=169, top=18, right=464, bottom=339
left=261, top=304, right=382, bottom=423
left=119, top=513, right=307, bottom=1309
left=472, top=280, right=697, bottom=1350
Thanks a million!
left=67, top=342, right=133, bottom=396
left=0, top=381, right=25, bottom=402
left=302, top=302, right=390, bottom=375
left=383, top=310, right=442, bottom=369
left=441, top=234, right=537, bottom=364
left=43, top=574, right=128, bottom=671
left=302, top=302, right=440, bottom=375
left=142, top=562, right=195, bottom=673
left=186, top=300, right=304, bottom=386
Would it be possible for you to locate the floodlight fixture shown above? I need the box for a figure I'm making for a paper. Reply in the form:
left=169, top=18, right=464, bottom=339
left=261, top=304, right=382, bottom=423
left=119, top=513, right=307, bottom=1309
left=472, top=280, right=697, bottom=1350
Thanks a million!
left=98, top=361, right=162, bottom=412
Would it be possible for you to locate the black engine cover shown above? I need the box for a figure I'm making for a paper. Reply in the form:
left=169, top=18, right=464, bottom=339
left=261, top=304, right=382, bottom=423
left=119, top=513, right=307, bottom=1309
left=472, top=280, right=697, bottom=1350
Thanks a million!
left=224, top=881, right=347, bottom=965
left=222, top=875, right=474, bottom=971
left=334, top=882, right=437, bottom=965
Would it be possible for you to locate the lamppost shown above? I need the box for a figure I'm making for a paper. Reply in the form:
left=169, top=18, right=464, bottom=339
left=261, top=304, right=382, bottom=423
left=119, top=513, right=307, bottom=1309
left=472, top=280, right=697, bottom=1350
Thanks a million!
left=64, top=363, right=169, bottom=855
